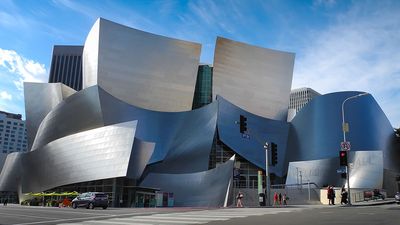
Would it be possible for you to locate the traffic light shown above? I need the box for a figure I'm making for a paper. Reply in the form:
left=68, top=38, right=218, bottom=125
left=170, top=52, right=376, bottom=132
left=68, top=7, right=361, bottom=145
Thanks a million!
left=239, top=115, right=247, bottom=133
left=339, top=150, right=348, bottom=166
left=271, top=142, right=278, bottom=166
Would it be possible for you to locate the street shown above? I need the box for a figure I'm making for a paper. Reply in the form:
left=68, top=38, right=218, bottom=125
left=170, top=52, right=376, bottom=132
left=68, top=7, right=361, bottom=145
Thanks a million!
left=0, top=204, right=399, bottom=225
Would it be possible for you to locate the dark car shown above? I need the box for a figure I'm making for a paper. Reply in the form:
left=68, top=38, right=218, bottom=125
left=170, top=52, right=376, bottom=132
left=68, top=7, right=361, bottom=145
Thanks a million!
left=71, top=192, right=108, bottom=209
left=395, top=192, right=400, bottom=204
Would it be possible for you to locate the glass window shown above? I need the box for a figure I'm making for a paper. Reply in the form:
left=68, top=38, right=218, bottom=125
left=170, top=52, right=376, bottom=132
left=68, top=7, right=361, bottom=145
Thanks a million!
left=7, top=121, right=11, bottom=124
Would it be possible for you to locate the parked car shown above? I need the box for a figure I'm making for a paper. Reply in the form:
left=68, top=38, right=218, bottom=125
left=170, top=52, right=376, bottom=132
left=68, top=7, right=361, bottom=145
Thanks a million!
left=395, top=192, right=400, bottom=204
left=71, top=192, right=109, bottom=209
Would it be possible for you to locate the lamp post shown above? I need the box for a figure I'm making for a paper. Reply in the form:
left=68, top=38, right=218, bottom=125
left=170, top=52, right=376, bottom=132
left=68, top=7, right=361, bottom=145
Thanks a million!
left=341, top=92, right=368, bottom=206
left=264, top=142, right=271, bottom=206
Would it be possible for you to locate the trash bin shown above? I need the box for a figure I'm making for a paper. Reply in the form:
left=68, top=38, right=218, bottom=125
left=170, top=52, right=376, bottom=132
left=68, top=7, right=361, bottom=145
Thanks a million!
left=259, top=193, right=265, bottom=206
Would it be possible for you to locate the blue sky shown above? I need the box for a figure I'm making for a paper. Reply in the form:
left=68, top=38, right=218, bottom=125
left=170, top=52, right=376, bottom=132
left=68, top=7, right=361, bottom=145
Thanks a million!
left=0, top=0, right=399, bottom=127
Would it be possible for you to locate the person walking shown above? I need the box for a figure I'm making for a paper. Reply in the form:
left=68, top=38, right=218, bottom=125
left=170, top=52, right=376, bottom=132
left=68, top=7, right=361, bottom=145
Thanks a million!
left=3, top=198, right=8, bottom=206
left=236, top=191, right=244, bottom=207
left=341, top=185, right=348, bottom=205
left=283, top=193, right=288, bottom=206
left=278, top=193, right=282, bottom=206
left=273, top=192, right=279, bottom=206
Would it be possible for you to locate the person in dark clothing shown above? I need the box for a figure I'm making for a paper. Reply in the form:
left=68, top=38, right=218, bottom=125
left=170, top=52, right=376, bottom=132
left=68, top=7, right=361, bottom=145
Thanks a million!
left=3, top=198, right=8, bottom=206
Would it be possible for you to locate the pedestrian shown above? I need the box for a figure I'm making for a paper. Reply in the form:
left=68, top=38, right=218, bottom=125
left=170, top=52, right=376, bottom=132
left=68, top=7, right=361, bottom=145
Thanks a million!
left=283, top=193, right=288, bottom=206
left=330, top=186, right=335, bottom=205
left=278, top=193, right=282, bottom=205
left=236, top=191, right=244, bottom=207
left=327, top=185, right=332, bottom=205
left=3, top=198, right=8, bottom=206
left=341, top=185, right=348, bottom=205
left=273, top=192, right=279, bottom=206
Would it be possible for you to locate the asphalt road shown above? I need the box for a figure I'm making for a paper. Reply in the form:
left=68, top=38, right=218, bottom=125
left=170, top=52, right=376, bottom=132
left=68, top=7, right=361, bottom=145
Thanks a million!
left=0, top=204, right=399, bottom=225
left=206, top=205, right=400, bottom=225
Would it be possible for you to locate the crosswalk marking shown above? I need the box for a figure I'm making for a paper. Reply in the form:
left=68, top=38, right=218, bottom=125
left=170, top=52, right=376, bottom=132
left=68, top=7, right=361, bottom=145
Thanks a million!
left=57, top=207, right=302, bottom=225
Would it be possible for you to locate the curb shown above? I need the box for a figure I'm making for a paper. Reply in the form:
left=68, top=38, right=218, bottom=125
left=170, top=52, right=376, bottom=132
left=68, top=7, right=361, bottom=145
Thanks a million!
left=345, top=200, right=396, bottom=207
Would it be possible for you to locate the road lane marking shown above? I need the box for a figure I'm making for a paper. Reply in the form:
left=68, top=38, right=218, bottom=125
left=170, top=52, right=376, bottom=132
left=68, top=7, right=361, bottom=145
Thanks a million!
left=0, top=212, right=60, bottom=219
left=12, top=211, right=158, bottom=225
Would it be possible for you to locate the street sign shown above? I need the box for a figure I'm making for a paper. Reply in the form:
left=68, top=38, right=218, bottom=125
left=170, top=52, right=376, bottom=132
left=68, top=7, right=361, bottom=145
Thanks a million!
left=341, top=141, right=351, bottom=151
left=342, top=122, right=349, bottom=132
left=336, top=168, right=346, bottom=174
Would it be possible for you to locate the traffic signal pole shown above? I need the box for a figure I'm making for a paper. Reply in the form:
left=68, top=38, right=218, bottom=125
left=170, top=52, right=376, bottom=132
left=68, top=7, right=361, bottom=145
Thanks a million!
left=264, top=143, right=271, bottom=206
left=238, top=114, right=272, bottom=206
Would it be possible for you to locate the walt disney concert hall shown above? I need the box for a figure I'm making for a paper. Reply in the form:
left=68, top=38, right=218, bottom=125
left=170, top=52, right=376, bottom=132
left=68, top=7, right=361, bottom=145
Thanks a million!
left=0, top=18, right=399, bottom=207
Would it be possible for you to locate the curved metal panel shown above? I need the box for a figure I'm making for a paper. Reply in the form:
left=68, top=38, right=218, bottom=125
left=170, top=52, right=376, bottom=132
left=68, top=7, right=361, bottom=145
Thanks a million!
left=127, top=138, right=155, bottom=179
left=24, top=82, right=76, bottom=149
left=98, top=87, right=217, bottom=173
left=21, top=121, right=137, bottom=193
left=286, top=157, right=338, bottom=187
left=0, top=152, right=23, bottom=191
left=30, top=86, right=104, bottom=150
left=287, top=92, right=396, bottom=166
left=217, top=96, right=289, bottom=176
left=285, top=151, right=383, bottom=189
left=83, top=18, right=201, bottom=112
left=213, top=37, right=295, bottom=120
left=140, top=155, right=234, bottom=207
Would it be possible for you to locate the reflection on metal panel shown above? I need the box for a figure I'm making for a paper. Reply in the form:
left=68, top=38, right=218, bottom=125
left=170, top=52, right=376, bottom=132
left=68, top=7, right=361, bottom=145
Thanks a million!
left=286, top=158, right=339, bottom=187
left=213, top=37, right=295, bottom=120
left=24, top=83, right=76, bottom=150
left=21, top=121, right=137, bottom=193
left=127, top=138, right=155, bottom=179
left=0, top=153, right=23, bottom=191
left=31, top=86, right=104, bottom=150
left=141, top=155, right=235, bottom=207
left=83, top=18, right=201, bottom=112
left=217, top=96, right=289, bottom=176
left=286, top=151, right=383, bottom=189
left=98, top=87, right=217, bottom=173
left=349, top=151, right=383, bottom=189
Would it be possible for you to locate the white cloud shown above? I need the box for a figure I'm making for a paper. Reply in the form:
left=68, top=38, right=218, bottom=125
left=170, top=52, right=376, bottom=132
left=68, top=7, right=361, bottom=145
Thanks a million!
left=0, top=91, right=12, bottom=100
left=292, top=1, right=400, bottom=127
left=0, top=48, right=47, bottom=90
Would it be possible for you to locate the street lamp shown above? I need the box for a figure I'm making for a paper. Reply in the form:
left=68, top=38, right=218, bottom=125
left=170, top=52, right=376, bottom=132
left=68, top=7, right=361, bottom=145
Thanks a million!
left=341, top=92, right=369, bottom=206
left=263, top=142, right=271, bottom=206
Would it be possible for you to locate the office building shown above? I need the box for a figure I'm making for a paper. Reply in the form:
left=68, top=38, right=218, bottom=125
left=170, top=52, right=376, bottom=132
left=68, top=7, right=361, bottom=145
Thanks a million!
left=289, top=87, right=321, bottom=113
left=192, top=64, right=213, bottom=109
left=0, top=111, right=27, bottom=154
left=48, top=45, right=83, bottom=91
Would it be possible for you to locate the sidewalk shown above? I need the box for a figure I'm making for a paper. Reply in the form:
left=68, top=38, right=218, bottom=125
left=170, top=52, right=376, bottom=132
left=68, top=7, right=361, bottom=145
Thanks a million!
left=346, top=198, right=396, bottom=207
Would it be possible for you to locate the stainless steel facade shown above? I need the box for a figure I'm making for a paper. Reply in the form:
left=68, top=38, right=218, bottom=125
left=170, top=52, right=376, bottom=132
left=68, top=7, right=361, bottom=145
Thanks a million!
left=286, top=151, right=384, bottom=189
left=24, top=82, right=76, bottom=149
left=217, top=95, right=290, bottom=177
left=213, top=37, right=295, bottom=120
left=83, top=18, right=201, bottom=112
left=286, top=91, right=399, bottom=193
left=141, top=155, right=235, bottom=207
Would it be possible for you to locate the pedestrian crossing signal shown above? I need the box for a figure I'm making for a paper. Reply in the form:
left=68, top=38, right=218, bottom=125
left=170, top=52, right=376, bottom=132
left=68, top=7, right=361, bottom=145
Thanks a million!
left=339, top=150, right=348, bottom=166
